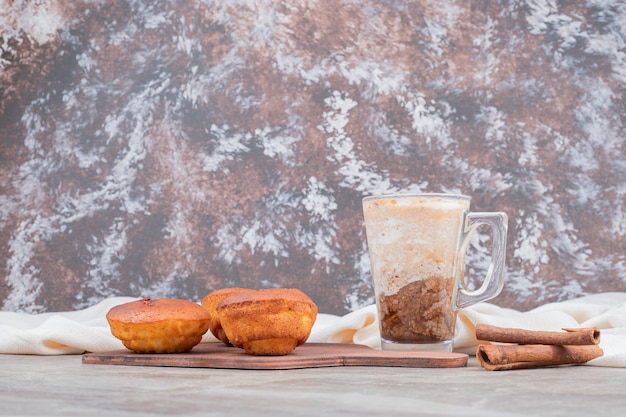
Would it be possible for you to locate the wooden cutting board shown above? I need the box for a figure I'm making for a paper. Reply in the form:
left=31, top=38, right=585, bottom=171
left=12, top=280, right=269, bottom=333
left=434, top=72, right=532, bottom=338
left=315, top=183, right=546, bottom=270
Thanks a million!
left=82, top=343, right=468, bottom=369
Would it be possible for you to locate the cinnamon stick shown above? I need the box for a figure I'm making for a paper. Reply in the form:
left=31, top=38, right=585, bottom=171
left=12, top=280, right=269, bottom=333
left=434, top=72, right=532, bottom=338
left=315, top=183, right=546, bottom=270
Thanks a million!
left=475, top=324, right=600, bottom=346
left=476, top=344, right=604, bottom=371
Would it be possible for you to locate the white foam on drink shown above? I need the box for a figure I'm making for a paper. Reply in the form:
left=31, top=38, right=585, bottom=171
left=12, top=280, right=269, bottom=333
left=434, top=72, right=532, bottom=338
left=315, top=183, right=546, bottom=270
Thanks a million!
left=363, top=195, right=469, bottom=295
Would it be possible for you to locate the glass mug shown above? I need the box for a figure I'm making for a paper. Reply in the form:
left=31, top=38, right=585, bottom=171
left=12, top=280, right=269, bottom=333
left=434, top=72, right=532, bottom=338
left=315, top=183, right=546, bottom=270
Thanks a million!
left=362, top=193, right=508, bottom=352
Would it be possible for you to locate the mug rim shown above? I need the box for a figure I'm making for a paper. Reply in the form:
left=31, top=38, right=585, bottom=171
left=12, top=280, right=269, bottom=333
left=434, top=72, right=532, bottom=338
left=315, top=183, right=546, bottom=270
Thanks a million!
left=362, top=192, right=471, bottom=202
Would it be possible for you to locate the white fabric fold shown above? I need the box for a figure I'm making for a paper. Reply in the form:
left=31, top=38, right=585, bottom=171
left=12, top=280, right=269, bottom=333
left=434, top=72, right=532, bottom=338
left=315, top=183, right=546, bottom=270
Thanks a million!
left=0, top=292, right=625, bottom=368
left=0, top=297, right=138, bottom=355
left=309, top=304, right=379, bottom=348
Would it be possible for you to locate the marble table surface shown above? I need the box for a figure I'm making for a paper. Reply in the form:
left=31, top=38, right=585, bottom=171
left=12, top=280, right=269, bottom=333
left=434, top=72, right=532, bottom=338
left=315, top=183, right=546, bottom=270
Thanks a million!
left=1, top=353, right=624, bottom=417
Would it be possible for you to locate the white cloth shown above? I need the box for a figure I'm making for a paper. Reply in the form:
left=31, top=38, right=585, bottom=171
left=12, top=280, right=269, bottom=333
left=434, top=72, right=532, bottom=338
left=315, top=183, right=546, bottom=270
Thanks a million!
left=1, top=292, right=625, bottom=367
left=0, top=297, right=139, bottom=355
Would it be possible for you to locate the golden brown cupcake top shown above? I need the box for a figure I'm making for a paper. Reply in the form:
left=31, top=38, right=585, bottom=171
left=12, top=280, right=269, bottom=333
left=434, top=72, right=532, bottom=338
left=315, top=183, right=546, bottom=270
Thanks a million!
left=201, top=287, right=255, bottom=344
left=107, top=298, right=211, bottom=323
left=106, top=298, right=211, bottom=354
left=217, top=288, right=316, bottom=311
left=216, top=288, right=318, bottom=355
left=201, top=287, right=254, bottom=314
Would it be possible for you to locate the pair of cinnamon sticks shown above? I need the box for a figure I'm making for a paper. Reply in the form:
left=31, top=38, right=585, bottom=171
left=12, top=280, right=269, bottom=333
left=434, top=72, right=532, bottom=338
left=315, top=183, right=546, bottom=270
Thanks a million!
left=475, top=324, right=603, bottom=371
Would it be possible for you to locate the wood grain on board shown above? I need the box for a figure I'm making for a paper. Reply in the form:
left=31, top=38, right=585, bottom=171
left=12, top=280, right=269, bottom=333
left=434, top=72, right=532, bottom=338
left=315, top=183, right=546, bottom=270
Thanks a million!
left=82, top=343, right=468, bottom=370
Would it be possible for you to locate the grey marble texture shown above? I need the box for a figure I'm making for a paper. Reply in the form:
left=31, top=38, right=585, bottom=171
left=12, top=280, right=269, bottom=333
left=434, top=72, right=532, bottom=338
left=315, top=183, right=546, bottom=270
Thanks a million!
left=1, top=354, right=626, bottom=417
left=1, top=0, right=625, bottom=315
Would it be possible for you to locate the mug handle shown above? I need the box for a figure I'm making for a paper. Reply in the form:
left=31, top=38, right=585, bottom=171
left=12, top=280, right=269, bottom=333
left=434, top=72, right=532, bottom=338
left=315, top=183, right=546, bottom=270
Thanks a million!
left=454, top=212, right=508, bottom=309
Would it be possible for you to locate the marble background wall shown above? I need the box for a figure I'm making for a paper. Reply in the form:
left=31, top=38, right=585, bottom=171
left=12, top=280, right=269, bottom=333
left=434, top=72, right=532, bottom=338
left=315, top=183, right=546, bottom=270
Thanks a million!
left=1, top=0, right=625, bottom=315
